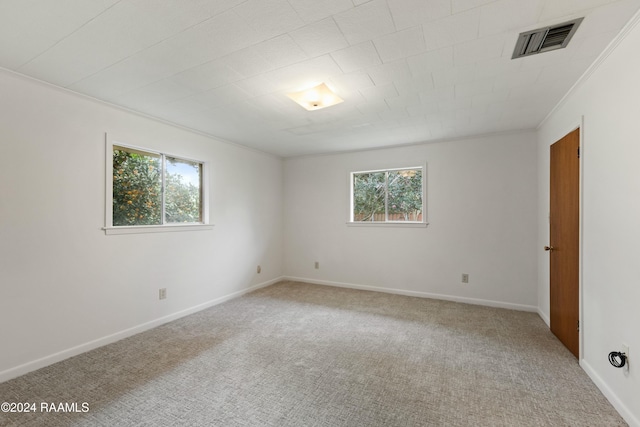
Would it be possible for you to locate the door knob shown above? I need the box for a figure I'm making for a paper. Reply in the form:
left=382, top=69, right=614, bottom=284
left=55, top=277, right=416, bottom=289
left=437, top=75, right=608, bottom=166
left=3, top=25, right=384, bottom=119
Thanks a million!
left=544, top=246, right=554, bottom=252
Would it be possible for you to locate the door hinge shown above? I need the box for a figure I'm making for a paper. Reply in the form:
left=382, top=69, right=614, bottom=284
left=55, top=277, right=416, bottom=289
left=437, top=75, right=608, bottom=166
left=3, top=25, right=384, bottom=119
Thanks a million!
left=577, top=147, right=580, bottom=158
left=577, top=320, right=580, bottom=331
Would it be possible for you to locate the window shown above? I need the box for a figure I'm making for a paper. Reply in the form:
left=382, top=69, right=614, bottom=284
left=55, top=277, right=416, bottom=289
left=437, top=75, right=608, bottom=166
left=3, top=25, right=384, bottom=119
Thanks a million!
left=105, top=137, right=210, bottom=234
left=350, top=166, right=426, bottom=226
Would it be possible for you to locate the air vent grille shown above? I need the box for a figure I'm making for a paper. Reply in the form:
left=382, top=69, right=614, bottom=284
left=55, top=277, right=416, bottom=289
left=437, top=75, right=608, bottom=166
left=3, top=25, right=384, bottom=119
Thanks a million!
left=512, top=18, right=583, bottom=59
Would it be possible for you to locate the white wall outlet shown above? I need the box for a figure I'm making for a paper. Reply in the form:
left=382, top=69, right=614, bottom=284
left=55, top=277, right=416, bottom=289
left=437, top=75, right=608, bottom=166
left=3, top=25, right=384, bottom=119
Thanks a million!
left=159, top=288, right=167, bottom=300
left=257, top=265, right=261, bottom=274
left=461, top=274, right=469, bottom=283
left=314, top=261, right=319, bottom=269
left=622, top=343, right=630, bottom=373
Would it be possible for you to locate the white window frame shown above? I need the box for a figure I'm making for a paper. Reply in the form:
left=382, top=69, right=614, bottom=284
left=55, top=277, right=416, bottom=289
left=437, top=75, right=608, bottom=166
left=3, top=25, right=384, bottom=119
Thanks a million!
left=348, top=164, right=428, bottom=228
left=103, top=134, right=213, bottom=235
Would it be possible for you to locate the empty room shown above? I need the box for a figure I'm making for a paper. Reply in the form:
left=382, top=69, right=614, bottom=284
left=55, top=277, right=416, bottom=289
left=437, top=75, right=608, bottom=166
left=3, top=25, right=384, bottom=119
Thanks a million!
left=1, top=0, right=639, bottom=426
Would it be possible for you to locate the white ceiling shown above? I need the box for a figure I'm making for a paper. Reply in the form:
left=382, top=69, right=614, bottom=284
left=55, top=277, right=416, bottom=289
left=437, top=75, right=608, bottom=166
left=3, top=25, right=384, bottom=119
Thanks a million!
left=1, top=0, right=639, bottom=157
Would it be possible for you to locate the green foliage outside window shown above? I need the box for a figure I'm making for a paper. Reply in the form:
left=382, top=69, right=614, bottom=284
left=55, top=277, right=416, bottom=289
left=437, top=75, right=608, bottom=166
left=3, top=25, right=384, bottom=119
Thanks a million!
left=164, top=157, right=202, bottom=224
left=353, top=168, right=423, bottom=222
left=353, top=172, right=386, bottom=221
left=112, top=148, right=202, bottom=226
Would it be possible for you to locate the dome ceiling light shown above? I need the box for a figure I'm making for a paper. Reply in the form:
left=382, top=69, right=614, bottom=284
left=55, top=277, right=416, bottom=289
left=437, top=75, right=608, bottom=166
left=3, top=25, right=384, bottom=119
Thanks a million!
left=287, top=83, right=344, bottom=111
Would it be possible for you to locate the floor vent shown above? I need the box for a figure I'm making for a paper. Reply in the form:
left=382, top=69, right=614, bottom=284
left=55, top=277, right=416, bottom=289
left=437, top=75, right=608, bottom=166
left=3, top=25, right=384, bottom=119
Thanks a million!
left=512, top=18, right=583, bottom=59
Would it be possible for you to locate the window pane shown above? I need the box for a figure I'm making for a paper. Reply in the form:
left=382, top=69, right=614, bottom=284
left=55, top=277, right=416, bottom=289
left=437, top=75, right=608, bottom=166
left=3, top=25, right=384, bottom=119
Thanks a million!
left=112, top=147, right=162, bottom=226
left=387, top=169, right=422, bottom=221
left=165, top=157, right=202, bottom=223
left=353, top=172, right=386, bottom=222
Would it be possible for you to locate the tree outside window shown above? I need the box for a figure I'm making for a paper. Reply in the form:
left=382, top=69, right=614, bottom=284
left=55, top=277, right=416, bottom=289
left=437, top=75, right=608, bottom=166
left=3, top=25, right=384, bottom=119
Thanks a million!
left=112, top=146, right=202, bottom=226
left=352, top=167, right=423, bottom=222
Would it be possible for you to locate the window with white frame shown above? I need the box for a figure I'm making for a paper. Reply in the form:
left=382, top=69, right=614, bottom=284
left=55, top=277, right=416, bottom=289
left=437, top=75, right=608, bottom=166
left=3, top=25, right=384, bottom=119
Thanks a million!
left=350, top=166, right=425, bottom=224
left=105, top=137, right=210, bottom=234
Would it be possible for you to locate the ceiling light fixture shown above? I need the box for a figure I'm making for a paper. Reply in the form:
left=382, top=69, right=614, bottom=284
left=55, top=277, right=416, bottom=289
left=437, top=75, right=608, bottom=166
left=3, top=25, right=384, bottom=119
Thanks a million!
left=287, top=83, right=343, bottom=111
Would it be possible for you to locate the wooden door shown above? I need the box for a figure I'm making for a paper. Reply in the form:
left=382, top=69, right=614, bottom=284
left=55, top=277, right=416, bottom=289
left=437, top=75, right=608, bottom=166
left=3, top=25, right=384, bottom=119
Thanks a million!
left=549, top=128, right=580, bottom=358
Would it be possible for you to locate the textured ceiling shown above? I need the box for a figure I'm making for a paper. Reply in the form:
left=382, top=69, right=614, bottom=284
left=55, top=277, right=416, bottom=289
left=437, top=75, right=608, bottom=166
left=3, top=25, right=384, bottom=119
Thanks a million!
left=1, top=0, right=639, bottom=157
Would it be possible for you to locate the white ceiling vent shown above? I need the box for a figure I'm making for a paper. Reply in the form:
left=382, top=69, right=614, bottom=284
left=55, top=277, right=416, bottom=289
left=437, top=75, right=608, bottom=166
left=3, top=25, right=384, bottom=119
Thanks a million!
left=512, top=18, right=584, bottom=59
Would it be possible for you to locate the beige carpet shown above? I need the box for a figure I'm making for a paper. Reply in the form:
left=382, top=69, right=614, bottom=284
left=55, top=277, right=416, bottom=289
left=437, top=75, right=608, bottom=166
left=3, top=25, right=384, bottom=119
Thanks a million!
left=0, top=281, right=626, bottom=426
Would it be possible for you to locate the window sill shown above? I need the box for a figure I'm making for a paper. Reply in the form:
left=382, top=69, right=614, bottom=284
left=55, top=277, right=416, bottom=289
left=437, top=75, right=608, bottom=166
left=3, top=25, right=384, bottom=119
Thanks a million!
left=346, top=222, right=428, bottom=228
left=103, top=224, right=214, bottom=235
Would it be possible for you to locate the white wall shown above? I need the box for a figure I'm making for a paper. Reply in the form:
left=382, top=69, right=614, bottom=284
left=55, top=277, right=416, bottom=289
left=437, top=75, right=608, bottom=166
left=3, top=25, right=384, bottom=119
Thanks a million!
left=537, top=13, right=640, bottom=426
left=0, top=70, right=284, bottom=379
left=284, top=132, right=538, bottom=310
left=3, top=23, right=635, bottom=422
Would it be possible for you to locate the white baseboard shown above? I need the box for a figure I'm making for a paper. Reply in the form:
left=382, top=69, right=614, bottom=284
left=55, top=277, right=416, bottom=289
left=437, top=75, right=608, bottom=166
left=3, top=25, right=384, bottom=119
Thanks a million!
left=537, top=308, right=551, bottom=326
left=580, top=359, right=640, bottom=427
left=283, top=276, right=538, bottom=312
left=0, top=276, right=283, bottom=384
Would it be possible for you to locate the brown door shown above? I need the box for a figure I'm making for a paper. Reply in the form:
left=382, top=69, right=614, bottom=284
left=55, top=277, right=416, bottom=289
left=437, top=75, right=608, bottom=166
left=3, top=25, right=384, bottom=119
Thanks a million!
left=549, top=128, right=580, bottom=358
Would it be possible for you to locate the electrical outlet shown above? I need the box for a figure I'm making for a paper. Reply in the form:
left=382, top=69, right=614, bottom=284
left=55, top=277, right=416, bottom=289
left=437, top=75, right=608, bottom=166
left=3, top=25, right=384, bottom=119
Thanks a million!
left=461, top=274, right=469, bottom=283
left=622, top=343, right=630, bottom=373
left=622, top=343, right=629, bottom=359
left=257, top=265, right=261, bottom=274
left=314, top=261, right=319, bottom=269
left=159, top=288, right=167, bottom=300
